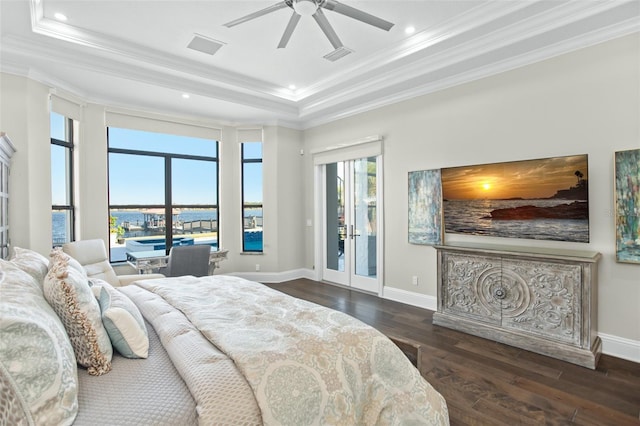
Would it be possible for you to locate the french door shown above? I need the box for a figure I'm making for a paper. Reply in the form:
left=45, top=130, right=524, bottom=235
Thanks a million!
left=322, top=156, right=380, bottom=293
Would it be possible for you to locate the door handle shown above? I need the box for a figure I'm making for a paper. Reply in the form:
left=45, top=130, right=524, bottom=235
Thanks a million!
left=349, top=225, right=361, bottom=239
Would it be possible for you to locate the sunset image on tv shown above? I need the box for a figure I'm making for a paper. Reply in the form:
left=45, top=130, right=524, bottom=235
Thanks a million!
left=441, top=154, right=589, bottom=242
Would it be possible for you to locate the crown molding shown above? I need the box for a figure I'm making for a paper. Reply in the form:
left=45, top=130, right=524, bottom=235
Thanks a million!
left=28, top=0, right=294, bottom=100
left=296, top=0, right=532, bottom=100
left=9, top=0, right=639, bottom=129
left=1, top=35, right=299, bottom=117
left=297, top=1, right=640, bottom=127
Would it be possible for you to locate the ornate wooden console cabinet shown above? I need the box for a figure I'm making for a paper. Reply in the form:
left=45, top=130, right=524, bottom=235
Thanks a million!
left=433, top=243, right=601, bottom=369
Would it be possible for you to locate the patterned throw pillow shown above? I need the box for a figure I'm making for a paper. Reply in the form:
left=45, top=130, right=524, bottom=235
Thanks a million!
left=90, top=279, right=149, bottom=359
left=44, top=253, right=113, bottom=376
left=0, top=259, right=79, bottom=425
left=50, top=246, right=86, bottom=276
left=9, top=247, right=49, bottom=286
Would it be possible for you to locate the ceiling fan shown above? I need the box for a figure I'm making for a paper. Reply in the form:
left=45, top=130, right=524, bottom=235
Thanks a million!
left=223, top=0, right=394, bottom=61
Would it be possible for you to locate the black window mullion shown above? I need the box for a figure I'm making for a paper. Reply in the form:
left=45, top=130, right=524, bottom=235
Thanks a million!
left=165, top=156, right=173, bottom=255
left=67, top=118, right=75, bottom=242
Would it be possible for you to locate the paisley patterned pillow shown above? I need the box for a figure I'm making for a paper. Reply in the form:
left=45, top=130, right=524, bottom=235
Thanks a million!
left=44, top=254, right=113, bottom=376
left=0, top=259, right=79, bottom=425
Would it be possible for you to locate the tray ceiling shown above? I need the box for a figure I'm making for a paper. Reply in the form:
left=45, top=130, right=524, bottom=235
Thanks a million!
left=1, top=0, right=638, bottom=128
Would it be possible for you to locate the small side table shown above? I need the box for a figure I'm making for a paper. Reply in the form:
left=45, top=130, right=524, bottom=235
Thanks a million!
left=126, top=250, right=168, bottom=274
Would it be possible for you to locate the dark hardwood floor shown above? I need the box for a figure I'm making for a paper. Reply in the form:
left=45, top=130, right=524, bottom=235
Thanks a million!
left=265, top=279, right=640, bottom=426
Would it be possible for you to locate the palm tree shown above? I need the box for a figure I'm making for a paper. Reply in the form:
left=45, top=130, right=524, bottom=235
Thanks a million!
left=574, top=170, right=584, bottom=186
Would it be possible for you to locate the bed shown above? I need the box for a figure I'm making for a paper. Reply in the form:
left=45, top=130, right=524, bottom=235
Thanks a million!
left=0, top=247, right=449, bottom=425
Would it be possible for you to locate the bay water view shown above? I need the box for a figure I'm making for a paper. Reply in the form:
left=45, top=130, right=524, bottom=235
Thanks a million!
left=53, top=209, right=263, bottom=259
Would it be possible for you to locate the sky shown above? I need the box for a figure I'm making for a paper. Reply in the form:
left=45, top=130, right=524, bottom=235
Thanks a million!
left=51, top=113, right=263, bottom=206
left=441, top=155, right=588, bottom=200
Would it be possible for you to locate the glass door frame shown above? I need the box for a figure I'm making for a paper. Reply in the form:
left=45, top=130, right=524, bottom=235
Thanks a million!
left=313, top=154, right=384, bottom=296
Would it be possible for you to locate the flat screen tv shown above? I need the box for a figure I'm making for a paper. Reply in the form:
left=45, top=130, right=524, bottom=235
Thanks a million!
left=441, top=154, right=589, bottom=243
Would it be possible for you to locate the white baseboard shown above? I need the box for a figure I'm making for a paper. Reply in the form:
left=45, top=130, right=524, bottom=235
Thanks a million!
left=229, top=270, right=639, bottom=364
left=382, top=286, right=438, bottom=311
left=598, top=332, right=640, bottom=363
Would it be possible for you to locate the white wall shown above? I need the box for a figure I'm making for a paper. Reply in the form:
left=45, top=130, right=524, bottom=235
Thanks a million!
left=0, top=74, right=52, bottom=255
left=303, top=34, right=640, bottom=349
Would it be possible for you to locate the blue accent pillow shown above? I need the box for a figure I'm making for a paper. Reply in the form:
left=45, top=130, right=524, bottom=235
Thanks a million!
left=91, top=279, right=149, bottom=359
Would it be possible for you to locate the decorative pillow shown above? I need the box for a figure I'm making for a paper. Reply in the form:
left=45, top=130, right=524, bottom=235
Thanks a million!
left=90, top=279, right=149, bottom=359
left=49, top=247, right=86, bottom=277
left=0, top=259, right=79, bottom=425
left=44, top=254, right=113, bottom=375
left=9, top=246, right=49, bottom=286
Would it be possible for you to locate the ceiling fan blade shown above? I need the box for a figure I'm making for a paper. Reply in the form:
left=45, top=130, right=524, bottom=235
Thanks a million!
left=278, top=12, right=301, bottom=48
left=312, top=8, right=343, bottom=50
left=223, top=1, right=289, bottom=28
left=322, top=0, right=394, bottom=31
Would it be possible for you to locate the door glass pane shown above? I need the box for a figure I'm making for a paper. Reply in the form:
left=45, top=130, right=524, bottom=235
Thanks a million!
left=326, top=162, right=345, bottom=272
left=353, top=157, right=377, bottom=278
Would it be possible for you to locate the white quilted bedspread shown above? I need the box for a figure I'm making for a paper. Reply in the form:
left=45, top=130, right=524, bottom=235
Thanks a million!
left=132, top=275, right=449, bottom=426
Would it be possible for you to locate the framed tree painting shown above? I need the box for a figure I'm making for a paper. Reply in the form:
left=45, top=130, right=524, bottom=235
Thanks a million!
left=408, top=169, right=443, bottom=245
left=615, top=148, right=640, bottom=264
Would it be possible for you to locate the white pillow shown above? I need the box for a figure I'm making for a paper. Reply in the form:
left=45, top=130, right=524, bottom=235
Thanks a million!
left=44, top=253, right=113, bottom=376
left=91, top=279, right=149, bottom=359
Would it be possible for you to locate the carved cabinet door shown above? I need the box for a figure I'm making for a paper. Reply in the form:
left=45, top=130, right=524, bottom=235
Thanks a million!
left=500, top=258, right=581, bottom=345
left=441, top=253, right=502, bottom=325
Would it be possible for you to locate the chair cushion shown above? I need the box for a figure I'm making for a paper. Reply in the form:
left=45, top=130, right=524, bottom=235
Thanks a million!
left=90, top=278, right=149, bottom=359
left=63, top=239, right=120, bottom=286
left=44, top=250, right=113, bottom=376
left=0, top=259, right=79, bottom=425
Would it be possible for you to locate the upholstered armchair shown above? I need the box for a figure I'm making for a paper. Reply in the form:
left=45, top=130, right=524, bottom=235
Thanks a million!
left=157, top=244, right=211, bottom=277
left=62, top=239, right=164, bottom=286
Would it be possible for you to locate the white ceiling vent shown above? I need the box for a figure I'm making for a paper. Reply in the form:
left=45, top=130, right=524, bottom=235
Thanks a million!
left=323, top=46, right=353, bottom=62
left=187, top=34, right=226, bottom=56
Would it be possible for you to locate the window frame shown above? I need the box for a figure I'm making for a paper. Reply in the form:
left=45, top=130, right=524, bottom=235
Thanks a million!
left=51, top=115, right=75, bottom=247
left=107, top=128, right=220, bottom=261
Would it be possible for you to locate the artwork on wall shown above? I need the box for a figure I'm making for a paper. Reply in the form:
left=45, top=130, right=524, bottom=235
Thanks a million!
left=441, top=154, right=589, bottom=243
left=408, top=169, right=443, bottom=245
left=615, top=148, right=640, bottom=264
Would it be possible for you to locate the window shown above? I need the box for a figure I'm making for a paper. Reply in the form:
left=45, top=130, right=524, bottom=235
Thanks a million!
left=241, top=142, right=263, bottom=252
left=51, top=112, right=75, bottom=246
left=108, top=127, right=219, bottom=262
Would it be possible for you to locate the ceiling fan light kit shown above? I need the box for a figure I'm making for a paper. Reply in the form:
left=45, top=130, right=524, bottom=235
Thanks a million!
left=292, top=0, right=319, bottom=16
left=223, top=0, right=394, bottom=60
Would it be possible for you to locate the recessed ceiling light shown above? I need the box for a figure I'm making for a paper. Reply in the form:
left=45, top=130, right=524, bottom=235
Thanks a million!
left=288, top=84, right=296, bottom=90
left=54, top=12, right=68, bottom=21
left=182, top=93, right=190, bottom=99
left=405, top=26, right=415, bottom=35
